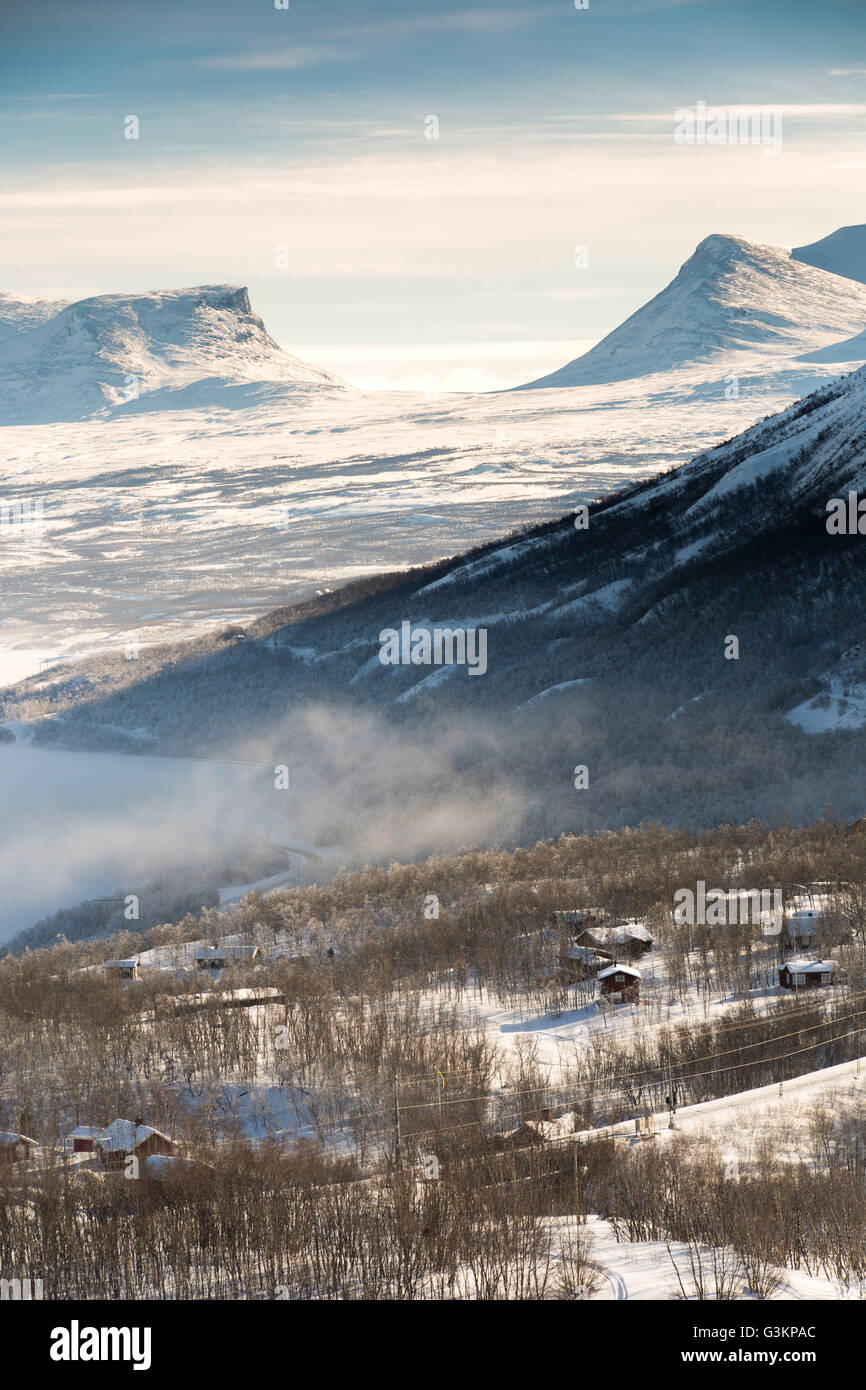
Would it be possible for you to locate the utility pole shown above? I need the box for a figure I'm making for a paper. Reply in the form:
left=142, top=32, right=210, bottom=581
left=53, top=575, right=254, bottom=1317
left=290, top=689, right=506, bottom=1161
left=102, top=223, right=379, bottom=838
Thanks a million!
left=573, top=1141, right=583, bottom=1223
left=667, top=1048, right=676, bottom=1129
left=394, top=1078, right=402, bottom=1170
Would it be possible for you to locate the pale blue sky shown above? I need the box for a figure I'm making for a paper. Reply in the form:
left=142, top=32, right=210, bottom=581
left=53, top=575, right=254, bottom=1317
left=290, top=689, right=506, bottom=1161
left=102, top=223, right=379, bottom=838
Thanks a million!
left=1, top=0, right=865, bottom=385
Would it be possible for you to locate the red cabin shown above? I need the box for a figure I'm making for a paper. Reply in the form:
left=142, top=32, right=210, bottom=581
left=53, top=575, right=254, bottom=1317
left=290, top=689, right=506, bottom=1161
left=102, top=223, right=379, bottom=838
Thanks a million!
left=598, top=962, right=641, bottom=1003
left=69, top=1126, right=101, bottom=1154
left=779, top=959, right=837, bottom=991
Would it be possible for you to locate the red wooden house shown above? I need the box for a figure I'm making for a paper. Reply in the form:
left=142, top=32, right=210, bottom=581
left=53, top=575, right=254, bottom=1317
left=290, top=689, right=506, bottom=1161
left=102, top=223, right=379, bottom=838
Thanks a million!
left=96, top=1119, right=174, bottom=1169
left=598, top=962, right=641, bottom=1003
left=779, top=959, right=837, bottom=991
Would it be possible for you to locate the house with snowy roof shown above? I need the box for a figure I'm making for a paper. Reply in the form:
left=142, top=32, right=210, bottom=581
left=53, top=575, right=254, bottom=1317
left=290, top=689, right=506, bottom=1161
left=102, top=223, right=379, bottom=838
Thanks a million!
left=493, top=1110, right=584, bottom=1150
left=68, top=1125, right=102, bottom=1154
left=778, top=958, right=837, bottom=991
left=552, top=907, right=606, bottom=932
left=562, top=943, right=611, bottom=981
left=195, top=943, right=261, bottom=972
left=783, top=902, right=851, bottom=951
left=598, top=962, right=642, bottom=1003
left=0, top=1131, right=39, bottom=1163
left=103, top=958, right=141, bottom=980
left=95, top=1120, right=173, bottom=1168
left=576, top=921, right=653, bottom=959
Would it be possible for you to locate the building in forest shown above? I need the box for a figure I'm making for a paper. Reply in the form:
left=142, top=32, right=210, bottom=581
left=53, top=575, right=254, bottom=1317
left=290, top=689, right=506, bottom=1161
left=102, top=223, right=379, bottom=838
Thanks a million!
left=598, top=962, right=642, bottom=1003
left=103, top=958, right=141, bottom=980
left=0, top=1131, right=39, bottom=1163
left=575, top=921, right=653, bottom=960
left=96, top=1120, right=174, bottom=1169
left=778, top=958, right=837, bottom=990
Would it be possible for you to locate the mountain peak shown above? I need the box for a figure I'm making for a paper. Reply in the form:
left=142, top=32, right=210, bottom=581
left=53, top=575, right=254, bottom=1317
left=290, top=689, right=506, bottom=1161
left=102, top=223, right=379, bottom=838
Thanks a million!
left=517, top=229, right=866, bottom=390
left=687, top=232, right=784, bottom=267
left=0, top=283, right=352, bottom=424
left=692, top=232, right=763, bottom=254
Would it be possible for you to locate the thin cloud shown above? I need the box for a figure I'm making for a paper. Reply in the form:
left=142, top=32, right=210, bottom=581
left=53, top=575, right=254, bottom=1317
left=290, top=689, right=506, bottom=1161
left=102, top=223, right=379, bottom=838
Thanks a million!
left=197, top=45, right=352, bottom=73
left=196, top=8, right=550, bottom=72
left=0, top=93, right=97, bottom=101
left=339, top=8, right=551, bottom=38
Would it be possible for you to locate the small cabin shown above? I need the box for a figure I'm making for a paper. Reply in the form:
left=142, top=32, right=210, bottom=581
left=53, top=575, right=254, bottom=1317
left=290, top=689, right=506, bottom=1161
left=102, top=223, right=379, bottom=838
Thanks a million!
left=577, top=922, right=653, bottom=960
left=68, top=1125, right=102, bottom=1154
left=0, top=1131, right=39, bottom=1164
left=561, top=944, right=611, bottom=981
left=104, top=958, right=141, bottom=981
left=552, top=908, right=606, bottom=933
left=196, top=944, right=261, bottom=972
left=784, top=907, right=851, bottom=951
left=598, top=962, right=641, bottom=1003
left=493, top=1110, right=583, bottom=1151
left=779, top=958, right=837, bottom=991
left=96, top=1119, right=174, bottom=1169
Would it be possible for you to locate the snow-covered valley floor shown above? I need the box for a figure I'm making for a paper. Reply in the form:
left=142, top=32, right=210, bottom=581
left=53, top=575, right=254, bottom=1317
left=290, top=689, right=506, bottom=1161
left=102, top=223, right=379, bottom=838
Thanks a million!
left=0, top=367, right=814, bottom=674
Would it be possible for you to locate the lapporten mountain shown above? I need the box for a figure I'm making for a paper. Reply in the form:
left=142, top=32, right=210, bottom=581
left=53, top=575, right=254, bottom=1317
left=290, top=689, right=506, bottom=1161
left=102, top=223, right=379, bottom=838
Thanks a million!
left=518, top=230, right=866, bottom=389
left=0, top=284, right=351, bottom=424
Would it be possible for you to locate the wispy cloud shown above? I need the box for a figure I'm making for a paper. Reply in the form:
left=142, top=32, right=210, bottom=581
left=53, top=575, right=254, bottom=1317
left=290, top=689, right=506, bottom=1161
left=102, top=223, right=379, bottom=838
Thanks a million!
left=196, top=8, right=551, bottom=73
left=0, top=93, right=96, bottom=102
left=197, top=45, right=352, bottom=73
left=339, top=8, right=550, bottom=38
left=828, top=68, right=866, bottom=78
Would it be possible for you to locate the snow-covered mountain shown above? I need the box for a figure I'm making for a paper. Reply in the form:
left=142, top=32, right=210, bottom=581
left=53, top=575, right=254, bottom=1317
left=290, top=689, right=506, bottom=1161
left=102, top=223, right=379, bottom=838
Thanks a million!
left=792, top=224, right=866, bottom=286
left=13, top=359, right=866, bottom=837
left=0, top=284, right=351, bottom=424
left=0, top=292, right=70, bottom=342
left=3, top=226, right=865, bottom=673
left=519, top=230, right=866, bottom=389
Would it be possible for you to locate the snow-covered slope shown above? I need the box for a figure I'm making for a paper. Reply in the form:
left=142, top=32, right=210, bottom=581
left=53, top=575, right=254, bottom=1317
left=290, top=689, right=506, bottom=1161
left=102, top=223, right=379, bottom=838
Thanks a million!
left=22, top=359, right=866, bottom=834
left=0, top=291, right=70, bottom=342
left=519, top=231, right=866, bottom=388
left=0, top=284, right=351, bottom=423
left=792, top=224, right=866, bottom=286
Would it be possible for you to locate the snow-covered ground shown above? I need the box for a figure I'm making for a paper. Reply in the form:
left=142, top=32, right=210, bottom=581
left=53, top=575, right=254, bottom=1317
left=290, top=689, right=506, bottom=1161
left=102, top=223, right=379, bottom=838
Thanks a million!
left=786, top=676, right=866, bottom=733
left=578, top=1216, right=843, bottom=1301
left=60, top=912, right=866, bottom=1299
left=0, top=373, right=800, bottom=672
left=454, top=948, right=788, bottom=1077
